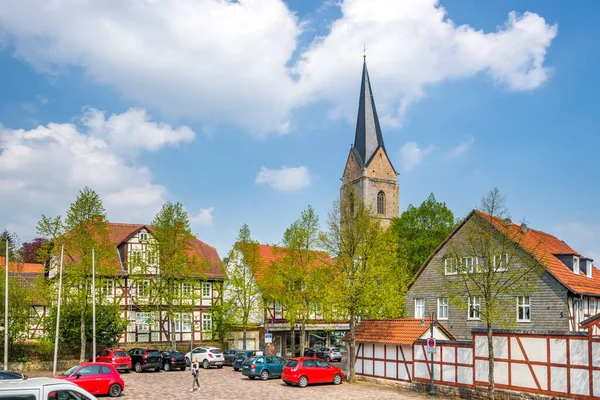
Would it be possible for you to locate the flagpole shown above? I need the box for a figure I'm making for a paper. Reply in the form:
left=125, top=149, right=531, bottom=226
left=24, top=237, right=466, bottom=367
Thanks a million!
left=4, top=240, right=8, bottom=371
left=53, top=245, right=64, bottom=376
left=92, top=248, right=96, bottom=363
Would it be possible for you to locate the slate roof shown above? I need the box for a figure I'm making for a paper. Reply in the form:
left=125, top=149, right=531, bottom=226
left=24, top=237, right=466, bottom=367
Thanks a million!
left=352, top=60, right=394, bottom=169
left=342, top=318, right=454, bottom=345
left=410, top=210, right=600, bottom=296
left=107, top=223, right=223, bottom=279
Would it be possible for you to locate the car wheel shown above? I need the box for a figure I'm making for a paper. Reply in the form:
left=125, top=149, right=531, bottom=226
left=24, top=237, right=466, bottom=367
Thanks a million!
left=285, top=381, right=293, bottom=386
left=217, top=365, right=223, bottom=369
left=333, top=374, right=342, bottom=385
left=108, top=384, right=122, bottom=397
left=135, top=362, right=142, bottom=373
left=202, top=359, right=210, bottom=369
left=180, top=366, right=186, bottom=371
left=164, top=363, right=170, bottom=372
left=185, top=357, right=190, bottom=367
left=248, top=375, right=256, bottom=380
left=260, top=370, right=269, bottom=380
left=298, top=376, right=308, bottom=388
left=233, top=368, right=239, bottom=372
left=325, top=356, right=330, bottom=362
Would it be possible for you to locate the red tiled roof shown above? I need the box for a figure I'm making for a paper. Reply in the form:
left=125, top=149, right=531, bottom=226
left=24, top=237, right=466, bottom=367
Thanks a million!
left=245, top=244, right=332, bottom=286
left=0, top=256, right=44, bottom=273
left=107, top=223, right=223, bottom=279
left=475, top=211, right=600, bottom=296
left=343, top=319, right=454, bottom=345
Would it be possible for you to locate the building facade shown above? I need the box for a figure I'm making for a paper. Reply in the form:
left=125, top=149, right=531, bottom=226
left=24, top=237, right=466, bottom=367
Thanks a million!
left=341, top=60, right=399, bottom=227
left=405, top=211, right=600, bottom=340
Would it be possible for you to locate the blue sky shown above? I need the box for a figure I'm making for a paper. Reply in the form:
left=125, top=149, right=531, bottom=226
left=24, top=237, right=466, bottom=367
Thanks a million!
left=0, top=0, right=598, bottom=261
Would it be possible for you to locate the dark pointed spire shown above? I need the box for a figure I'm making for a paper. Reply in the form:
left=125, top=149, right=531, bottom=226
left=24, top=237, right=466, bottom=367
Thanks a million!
left=353, top=59, right=385, bottom=165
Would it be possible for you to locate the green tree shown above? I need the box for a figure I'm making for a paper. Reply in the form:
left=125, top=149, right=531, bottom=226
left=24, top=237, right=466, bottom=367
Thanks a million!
left=46, top=303, right=127, bottom=351
left=224, top=224, right=262, bottom=350
left=390, top=193, right=456, bottom=277
left=0, top=230, right=19, bottom=261
left=36, top=187, right=115, bottom=362
left=148, top=201, right=206, bottom=349
left=0, top=268, right=33, bottom=344
left=272, top=206, right=332, bottom=355
left=321, top=188, right=403, bottom=383
left=443, top=188, right=544, bottom=400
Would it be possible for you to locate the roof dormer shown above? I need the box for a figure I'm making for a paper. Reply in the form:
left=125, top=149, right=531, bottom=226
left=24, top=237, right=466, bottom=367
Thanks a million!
left=573, top=256, right=580, bottom=274
left=554, top=252, right=580, bottom=274
left=580, top=258, right=594, bottom=278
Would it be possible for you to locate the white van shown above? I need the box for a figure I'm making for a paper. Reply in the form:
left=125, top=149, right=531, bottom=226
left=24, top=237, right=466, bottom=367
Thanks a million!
left=0, top=377, right=97, bottom=399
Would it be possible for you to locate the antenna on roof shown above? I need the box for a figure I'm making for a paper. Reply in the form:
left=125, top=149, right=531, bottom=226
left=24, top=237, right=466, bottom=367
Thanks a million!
left=520, top=223, right=528, bottom=233
left=503, top=218, right=512, bottom=226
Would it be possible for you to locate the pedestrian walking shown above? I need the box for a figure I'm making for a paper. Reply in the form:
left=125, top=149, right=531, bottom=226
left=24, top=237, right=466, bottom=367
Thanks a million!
left=191, top=358, right=200, bottom=392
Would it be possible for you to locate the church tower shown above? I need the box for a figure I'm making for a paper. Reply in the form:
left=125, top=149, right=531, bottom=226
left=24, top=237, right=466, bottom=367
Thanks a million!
left=341, top=59, right=399, bottom=227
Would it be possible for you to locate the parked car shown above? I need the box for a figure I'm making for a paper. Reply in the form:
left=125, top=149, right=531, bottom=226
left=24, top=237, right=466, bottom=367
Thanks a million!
left=128, top=347, right=163, bottom=373
left=56, top=362, right=125, bottom=397
left=160, top=350, right=187, bottom=371
left=184, top=346, right=224, bottom=369
left=232, top=350, right=263, bottom=371
left=90, top=348, right=132, bottom=373
left=0, top=370, right=26, bottom=380
left=241, top=355, right=286, bottom=380
left=223, top=349, right=238, bottom=366
left=303, top=347, right=342, bottom=362
left=0, top=377, right=97, bottom=400
left=282, top=357, right=344, bottom=388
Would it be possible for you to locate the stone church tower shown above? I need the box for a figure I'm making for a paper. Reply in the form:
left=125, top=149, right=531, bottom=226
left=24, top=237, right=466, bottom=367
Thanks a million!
left=341, top=60, right=399, bottom=227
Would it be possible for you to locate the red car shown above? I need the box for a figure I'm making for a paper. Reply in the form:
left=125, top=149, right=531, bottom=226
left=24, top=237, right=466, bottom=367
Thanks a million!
left=92, top=348, right=132, bottom=373
left=282, top=357, right=344, bottom=388
left=56, top=362, right=125, bottom=397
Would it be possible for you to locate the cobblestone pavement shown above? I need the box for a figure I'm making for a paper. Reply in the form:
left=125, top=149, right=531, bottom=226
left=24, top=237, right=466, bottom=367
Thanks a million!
left=115, top=366, right=441, bottom=400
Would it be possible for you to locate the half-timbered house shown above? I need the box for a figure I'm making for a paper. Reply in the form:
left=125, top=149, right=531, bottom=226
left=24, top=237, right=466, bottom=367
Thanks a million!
left=406, top=210, right=600, bottom=340
left=224, top=244, right=349, bottom=356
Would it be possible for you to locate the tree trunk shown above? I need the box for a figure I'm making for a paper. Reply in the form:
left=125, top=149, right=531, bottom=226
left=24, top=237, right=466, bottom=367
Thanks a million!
left=487, top=323, right=495, bottom=400
left=242, top=327, right=247, bottom=350
left=170, top=315, right=176, bottom=350
left=348, top=313, right=356, bottom=383
left=80, top=309, right=86, bottom=363
left=301, top=319, right=307, bottom=353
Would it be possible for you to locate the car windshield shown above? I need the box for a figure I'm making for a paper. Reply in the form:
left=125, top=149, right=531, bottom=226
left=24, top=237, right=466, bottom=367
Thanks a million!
left=114, top=351, right=128, bottom=357
left=332, top=348, right=340, bottom=352
left=147, top=350, right=161, bottom=357
left=243, top=357, right=255, bottom=365
left=61, top=365, right=80, bottom=376
left=285, top=360, right=298, bottom=367
left=209, top=349, right=222, bottom=354
left=235, top=352, right=247, bottom=358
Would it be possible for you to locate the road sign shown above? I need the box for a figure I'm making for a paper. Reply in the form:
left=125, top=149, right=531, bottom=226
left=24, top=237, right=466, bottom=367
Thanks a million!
left=265, top=333, right=272, bottom=344
left=426, top=338, right=436, bottom=354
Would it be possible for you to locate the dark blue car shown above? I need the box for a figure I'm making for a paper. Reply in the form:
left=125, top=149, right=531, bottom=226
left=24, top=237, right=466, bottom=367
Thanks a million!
left=232, top=350, right=262, bottom=371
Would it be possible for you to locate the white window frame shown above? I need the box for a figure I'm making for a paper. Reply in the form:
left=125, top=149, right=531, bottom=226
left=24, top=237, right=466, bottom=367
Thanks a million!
left=130, top=250, right=142, bottom=265
left=202, top=282, right=212, bottom=299
left=146, top=250, right=156, bottom=266
left=444, top=258, right=457, bottom=275
left=202, top=313, right=212, bottom=331
left=101, top=279, right=114, bottom=298
left=182, top=282, right=193, bottom=297
left=138, top=280, right=150, bottom=298
left=586, top=260, right=593, bottom=278
left=437, top=298, right=449, bottom=320
left=468, top=297, right=481, bottom=320
left=573, top=257, right=580, bottom=274
left=139, top=232, right=148, bottom=242
left=462, top=257, right=476, bottom=274
left=414, top=298, right=425, bottom=319
left=136, top=312, right=153, bottom=333
left=493, top=254, right=508, bottom=272
left=590, top=297, right=597, bottom=315
left=516, top=296, right=531, bottom=322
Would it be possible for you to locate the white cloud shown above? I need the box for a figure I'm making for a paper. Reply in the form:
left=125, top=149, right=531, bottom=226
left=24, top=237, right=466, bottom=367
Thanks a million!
left=399, top=141, right=435, bottom=172
left=552, top=222, right=600, bottom=266
left=0, top=108, right=195, bottom=238
left=191, top=207, right=215, bottom=227
left=447, top=136, right=475, bottom=159
left=255, top=166, right=311, bottom=191
left=295, top=0, right=557, bottom=127
left=0, top=0, right=556, bottom=134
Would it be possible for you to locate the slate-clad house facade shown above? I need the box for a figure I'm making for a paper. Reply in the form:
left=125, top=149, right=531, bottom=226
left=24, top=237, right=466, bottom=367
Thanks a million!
left=405, top=211, right=600, bottom=340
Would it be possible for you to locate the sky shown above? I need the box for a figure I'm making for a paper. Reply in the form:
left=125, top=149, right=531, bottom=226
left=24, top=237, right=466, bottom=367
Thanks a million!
left=0, top=0, right=598, bottom=261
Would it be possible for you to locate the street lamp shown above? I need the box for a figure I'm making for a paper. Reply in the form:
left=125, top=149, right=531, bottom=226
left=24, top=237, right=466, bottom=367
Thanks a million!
left=421, top=312, right=439, bottom=396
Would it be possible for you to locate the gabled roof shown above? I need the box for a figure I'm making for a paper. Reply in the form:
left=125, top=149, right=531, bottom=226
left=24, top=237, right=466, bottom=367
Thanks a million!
left=240, top=244, right=332, bottom=287
left=409, top=210, right=600, bottom=296
left=107, top=223, right=222, bottom=279
left=342, top=318, right=455, bottom=345
left=353, top=60, right=395, bottom=170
